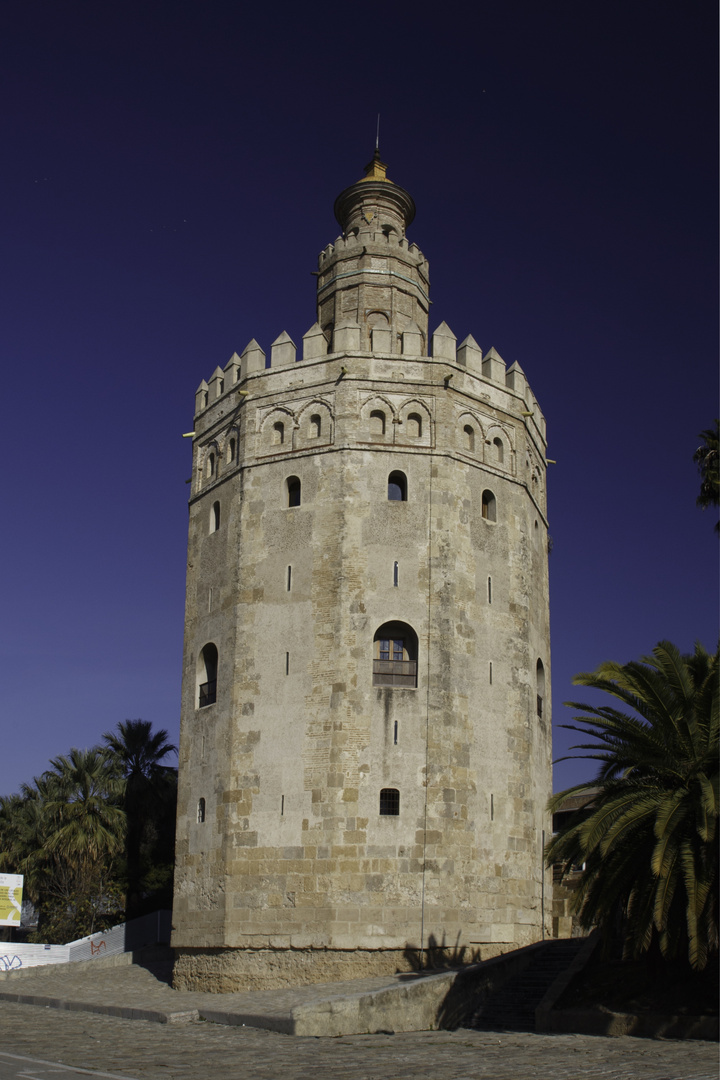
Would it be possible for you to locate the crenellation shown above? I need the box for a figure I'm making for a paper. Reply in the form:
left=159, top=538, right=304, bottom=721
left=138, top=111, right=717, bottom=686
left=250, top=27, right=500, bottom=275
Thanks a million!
left=195, top=379, right=209, bottom=414
left=457, top=334, right=483, bottom=374
left=241, top=338, right=266, bottom=379
left=223, top=352, right=241, bottom=385
left=270, top=331, right=296, bottom=368
left=482, top=345, right=506, bottom=384
left=431, top=321, right=457, bottom=362
left=302, top=323, right=328, bottom=361
left=208, top=366, right=225, bottom=400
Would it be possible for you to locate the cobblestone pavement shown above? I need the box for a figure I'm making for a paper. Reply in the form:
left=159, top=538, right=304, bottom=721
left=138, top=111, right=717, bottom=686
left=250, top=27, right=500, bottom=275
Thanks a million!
left=0, top=1002, right=717, bottom=1080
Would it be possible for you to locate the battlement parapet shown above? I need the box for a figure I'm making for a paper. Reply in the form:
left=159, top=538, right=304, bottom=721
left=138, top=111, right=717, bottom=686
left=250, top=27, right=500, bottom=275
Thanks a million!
left=193, top=326, right=545, bottom=440
left=318, top=230, right=424, bottom=268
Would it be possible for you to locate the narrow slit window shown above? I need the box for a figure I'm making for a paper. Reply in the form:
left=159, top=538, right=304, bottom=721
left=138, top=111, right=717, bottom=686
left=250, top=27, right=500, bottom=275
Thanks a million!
left=281, top=795, right=285, bottom=816
left=287, top=476, right=301, bottom=507
left=481, top=490, right=497, bottom=522
left=487, top=577, right=492, bottom=604
left=227, top=437, right=236, bottom=464
left=393, top=720, right=398, bottom=745
left=210, top=501, right=220, bottom=533
left=536, top=659, right=546, bottom=719
left=197, top=798, right=206, bottom=824
left=489, top=661, right=493, bottom=684
left=379, top=788, right=400, bottom=816
left=285, top=652, right=290, bottom=675
left=287, top=566, right=292, bottom=591
left=206, top=452, right=216, bottom=479
left=490, top=794, right=494, bottom=821
left=198, top=644, right=218, bottom=708
left=393, top=561, right=399, bottom=587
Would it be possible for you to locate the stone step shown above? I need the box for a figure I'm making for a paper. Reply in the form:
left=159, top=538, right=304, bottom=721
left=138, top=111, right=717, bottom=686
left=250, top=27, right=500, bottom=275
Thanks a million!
left=468, top=939, right=584, bottom=1033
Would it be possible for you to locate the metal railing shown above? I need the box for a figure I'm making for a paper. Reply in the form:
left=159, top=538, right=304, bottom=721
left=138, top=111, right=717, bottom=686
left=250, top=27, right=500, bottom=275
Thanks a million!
left=372, top=660, right=417, bottom=688
left=199, top=680, right=217, bottom=707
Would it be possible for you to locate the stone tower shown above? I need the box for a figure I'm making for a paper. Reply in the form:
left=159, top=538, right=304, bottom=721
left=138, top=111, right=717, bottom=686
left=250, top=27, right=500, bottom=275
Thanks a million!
left=172, top=152, right=552, bottom=991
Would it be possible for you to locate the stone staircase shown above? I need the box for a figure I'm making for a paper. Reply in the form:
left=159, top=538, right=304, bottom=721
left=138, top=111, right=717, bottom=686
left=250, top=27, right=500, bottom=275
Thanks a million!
left=468, top=938, right=584, bottom=1032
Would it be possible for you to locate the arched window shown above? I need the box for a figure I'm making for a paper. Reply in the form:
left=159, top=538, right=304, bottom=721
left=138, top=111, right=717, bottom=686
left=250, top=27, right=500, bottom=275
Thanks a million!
left=464, top=425, right=475, bottom=452
left=210, top=501, right=220, bottom=533
left=536, top=659, right=546, bottom=719
left=481, top=490, right=496, bottom=522
left=197, top=798, right=206, bottom=824
left=388, top=471, right=407, bottom=501
left=370, top=410, right=386, bottom=437
left=273, top=421, right=285, bottom=446
left=287, top=476, right=301, bottom=507
left=380, top=788, right=400, bottom=815
left=493, top=437, right=504, bottom=464
left=206, top=452, right=216, bottom=480
left=227, top=437, right=236, bottom=464
left=309, top=414, right=321, bottom=438
left=406, top=412, right=422, bottom=438
left=373, top=621, right=418, bottom=688
left=198, top=644, right=218, bottom=708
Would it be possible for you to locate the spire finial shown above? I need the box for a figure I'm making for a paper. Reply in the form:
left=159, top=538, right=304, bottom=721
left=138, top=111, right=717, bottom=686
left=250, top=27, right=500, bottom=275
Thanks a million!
left=375, top=114, right=380, bottom=154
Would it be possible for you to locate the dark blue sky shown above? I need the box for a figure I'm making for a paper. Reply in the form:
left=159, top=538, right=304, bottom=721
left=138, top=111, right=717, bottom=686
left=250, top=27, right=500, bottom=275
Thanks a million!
left=1, top=1, right=717, bottom=797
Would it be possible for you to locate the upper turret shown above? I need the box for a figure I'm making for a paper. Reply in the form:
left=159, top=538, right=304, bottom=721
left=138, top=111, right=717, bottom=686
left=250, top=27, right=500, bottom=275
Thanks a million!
left=317, top=152, right=430, bottom=356
left=333, top=150, right=416, bottom=237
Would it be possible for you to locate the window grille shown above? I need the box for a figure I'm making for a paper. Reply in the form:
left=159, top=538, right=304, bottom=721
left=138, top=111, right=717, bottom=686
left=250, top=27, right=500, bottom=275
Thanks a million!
left=379, top=788, right=400, bottom=816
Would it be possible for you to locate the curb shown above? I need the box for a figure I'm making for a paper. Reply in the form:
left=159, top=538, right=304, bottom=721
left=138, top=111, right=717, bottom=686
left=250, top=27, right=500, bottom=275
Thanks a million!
left=0, top=990, right=198, bottom=1025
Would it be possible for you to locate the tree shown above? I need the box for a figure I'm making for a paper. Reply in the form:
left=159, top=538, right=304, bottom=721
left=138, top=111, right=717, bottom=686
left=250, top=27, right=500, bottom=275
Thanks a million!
left=0, top=748, right=126, bottom=942
left=547, top=640, right=718, bottom=971
left=102, top=720, right=177, bottom=918
left=693, top=420, right=719, bottom=534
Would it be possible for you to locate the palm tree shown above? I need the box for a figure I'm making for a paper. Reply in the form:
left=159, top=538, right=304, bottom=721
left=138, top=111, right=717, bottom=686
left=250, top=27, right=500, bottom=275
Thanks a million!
left=102, top=720, right=177, bottom=918
left=693, top=420, right=719, bottom=534
left=0, top=750, right=127, bottom=941
left=547, top=640, right=718, bottom=971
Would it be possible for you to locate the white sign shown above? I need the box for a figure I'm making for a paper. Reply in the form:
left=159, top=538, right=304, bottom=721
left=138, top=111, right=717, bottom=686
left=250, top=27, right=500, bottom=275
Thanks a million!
left=0, top=873, right=23, bottom=927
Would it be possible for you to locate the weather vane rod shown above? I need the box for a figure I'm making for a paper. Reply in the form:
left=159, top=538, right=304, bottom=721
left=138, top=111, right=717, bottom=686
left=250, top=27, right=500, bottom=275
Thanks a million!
left=376, top=114, right=380, bottom=153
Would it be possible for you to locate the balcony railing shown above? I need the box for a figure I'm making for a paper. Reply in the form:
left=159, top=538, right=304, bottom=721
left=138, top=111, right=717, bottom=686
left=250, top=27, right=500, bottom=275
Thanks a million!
left=373, top=660, right=417, bottom=688
left=199, top=680, right=217, bottom=708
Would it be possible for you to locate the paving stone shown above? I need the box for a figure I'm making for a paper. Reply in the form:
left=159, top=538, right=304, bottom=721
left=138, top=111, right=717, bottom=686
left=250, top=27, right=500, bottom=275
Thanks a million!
left=0, top=1001, right=717, bottom=1079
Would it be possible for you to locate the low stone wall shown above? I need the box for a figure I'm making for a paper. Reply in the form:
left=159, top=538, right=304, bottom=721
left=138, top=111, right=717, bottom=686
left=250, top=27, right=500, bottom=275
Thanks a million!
left=172, top=947, right=419, bottom=992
